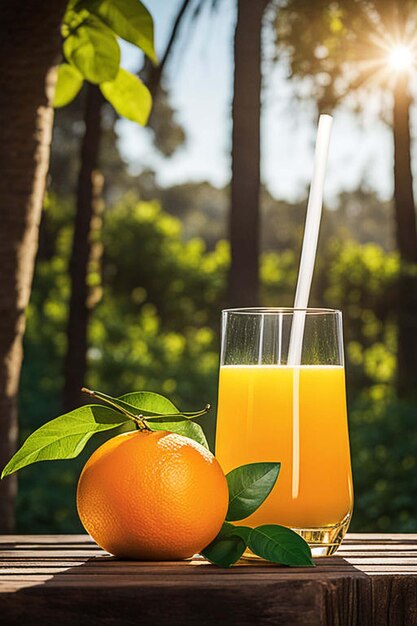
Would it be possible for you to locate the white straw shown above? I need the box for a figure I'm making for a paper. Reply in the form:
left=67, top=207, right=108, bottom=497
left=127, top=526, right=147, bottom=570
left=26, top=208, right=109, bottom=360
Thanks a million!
left=287, top=114, right=333, bottom=365
left=288, top=114, right=333, bottom=500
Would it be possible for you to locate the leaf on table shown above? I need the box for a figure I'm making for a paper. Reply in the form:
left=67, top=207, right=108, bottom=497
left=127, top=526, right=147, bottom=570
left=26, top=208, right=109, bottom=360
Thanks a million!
left=1, top=405, right=128, bottom=478
left=53, top=64, right=84, bottom=107
left=248, top=525, right=314, bottom=567
left=146, top=417, right=209, bottom=449
left=201, top=522, right=251, bottom=568
left=226, top=462, right=281, bottom=521
left=63, top=15, right=120, bottom=84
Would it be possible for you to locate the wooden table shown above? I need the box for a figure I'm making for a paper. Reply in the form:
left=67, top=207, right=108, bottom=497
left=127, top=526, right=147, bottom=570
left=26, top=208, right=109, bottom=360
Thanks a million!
left=0, top=534, right=416, bottom=625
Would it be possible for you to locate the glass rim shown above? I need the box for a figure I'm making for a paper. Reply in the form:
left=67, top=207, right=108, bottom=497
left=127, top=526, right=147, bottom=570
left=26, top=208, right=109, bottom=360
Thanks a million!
left=222, top=307, right=341, bottom=316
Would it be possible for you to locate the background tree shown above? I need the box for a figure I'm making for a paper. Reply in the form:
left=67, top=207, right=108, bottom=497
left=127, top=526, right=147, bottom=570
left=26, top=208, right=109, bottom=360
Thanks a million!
left=0, top=0, right=155, bottom=528
left=276, top=0, right=417, bottom=397
left=57, top=0, right=155, bottom=411
left=229, top=0, right=269, bottom=306
left=62, top=0, right=195, bottom=410
left=63, top=85, right=106, bottom=411
left=0, top=0, right=68, bottom=533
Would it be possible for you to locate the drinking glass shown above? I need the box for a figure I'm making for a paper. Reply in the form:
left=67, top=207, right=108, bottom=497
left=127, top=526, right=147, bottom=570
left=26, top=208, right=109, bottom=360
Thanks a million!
left=215, top=308, right=353, bottom=557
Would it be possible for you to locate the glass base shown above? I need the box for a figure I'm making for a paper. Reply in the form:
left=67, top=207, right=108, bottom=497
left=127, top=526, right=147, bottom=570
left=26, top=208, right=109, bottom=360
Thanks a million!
left=243, top=513, right=352, bottom=560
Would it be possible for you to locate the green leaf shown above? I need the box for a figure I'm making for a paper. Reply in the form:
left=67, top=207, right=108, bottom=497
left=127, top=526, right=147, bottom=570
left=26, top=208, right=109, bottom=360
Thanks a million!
left=53, top=64, right=84, bottom=107
left=1, top=406, right=128, bottom=478
left=63, top=15, right=120, bottom=84
left=61, top=4, right=90, bottom=38
left=201, top=522, right=250, bottom=567
left=84, top=0, right=157, bottom=63
left=226, top=462, right=281, bottom=522
left=119, top=390, right=178, bottom=416
left=100, top=69, right=151, bottom=125
left=248, top=525, right=314, bottom=567
left=146, top=417, right=209, bottom=449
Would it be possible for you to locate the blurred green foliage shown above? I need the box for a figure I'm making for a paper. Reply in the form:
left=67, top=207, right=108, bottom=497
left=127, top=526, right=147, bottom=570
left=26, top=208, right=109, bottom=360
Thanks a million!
left=17, top=194, right=417, bottom=534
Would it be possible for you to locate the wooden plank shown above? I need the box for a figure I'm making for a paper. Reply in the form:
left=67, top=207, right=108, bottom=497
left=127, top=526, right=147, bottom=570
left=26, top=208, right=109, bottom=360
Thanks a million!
left=0, top=535, right=415, bottom=626
left=0, top=581, right=327, bottom=626
left=345, top=534, right=417, bottom=541
left=0, top=535, right=90, bottom=543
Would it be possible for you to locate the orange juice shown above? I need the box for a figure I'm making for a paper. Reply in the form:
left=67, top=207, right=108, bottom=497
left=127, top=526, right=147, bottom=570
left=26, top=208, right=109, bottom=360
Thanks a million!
left=215, top=365, right=353, bottom=529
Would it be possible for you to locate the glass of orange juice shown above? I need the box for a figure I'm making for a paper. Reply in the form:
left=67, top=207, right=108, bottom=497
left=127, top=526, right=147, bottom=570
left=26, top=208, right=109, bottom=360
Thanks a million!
left=215, top=308, right=353, bottom=557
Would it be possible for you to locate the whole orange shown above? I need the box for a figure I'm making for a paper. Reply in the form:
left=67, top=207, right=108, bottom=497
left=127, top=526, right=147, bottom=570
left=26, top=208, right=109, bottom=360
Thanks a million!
left=77, top=430, right=229, bottom=560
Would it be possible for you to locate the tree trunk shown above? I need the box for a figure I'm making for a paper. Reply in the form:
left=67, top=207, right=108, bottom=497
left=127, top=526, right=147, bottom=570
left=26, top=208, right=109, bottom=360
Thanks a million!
left=63, top=85, right=104, bottom=412
left=393, top=73, right=417, bottom=397
left=0, top=0, right=67, bottom=532
left=228, top=0, right=268, bottom=307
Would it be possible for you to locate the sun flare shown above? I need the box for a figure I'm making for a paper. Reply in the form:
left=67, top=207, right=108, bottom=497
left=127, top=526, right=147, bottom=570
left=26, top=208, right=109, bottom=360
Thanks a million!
left=388, top=45, right=414, bottom=72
